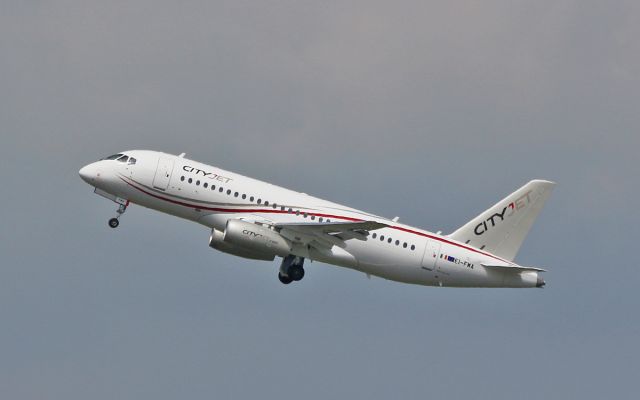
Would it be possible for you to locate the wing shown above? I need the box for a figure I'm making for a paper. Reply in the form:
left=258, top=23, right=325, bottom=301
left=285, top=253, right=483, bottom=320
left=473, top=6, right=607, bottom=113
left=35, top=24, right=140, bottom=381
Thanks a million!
left=274, top=220, right=388, bottom=249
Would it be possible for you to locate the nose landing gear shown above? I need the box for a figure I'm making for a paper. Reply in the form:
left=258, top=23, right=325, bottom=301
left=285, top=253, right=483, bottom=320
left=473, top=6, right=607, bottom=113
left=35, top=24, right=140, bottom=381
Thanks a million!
left=92, top=188, right=130, bottom=229
left=108, top=201, right=129, bottom=229
left=278, top=255, right=305, bottom=285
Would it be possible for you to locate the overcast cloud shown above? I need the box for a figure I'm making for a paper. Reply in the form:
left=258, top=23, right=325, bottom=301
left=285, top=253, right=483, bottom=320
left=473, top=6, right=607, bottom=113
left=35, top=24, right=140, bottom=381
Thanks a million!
left=0, top=1, right=638, bottom=399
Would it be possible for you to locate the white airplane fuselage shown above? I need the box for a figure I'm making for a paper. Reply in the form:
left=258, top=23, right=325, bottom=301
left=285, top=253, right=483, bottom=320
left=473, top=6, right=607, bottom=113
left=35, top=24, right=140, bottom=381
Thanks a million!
left=80, top=150, right=552, bottom=288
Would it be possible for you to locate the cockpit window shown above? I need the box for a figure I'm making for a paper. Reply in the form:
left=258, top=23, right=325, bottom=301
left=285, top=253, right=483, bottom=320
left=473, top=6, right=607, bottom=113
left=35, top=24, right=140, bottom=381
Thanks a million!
left=103, top=153, right=136, bottom=164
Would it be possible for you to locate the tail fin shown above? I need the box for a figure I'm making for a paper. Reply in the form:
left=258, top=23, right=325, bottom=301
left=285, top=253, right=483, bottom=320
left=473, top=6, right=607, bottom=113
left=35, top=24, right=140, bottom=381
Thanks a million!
left=448, top=180, right=556, bottom=261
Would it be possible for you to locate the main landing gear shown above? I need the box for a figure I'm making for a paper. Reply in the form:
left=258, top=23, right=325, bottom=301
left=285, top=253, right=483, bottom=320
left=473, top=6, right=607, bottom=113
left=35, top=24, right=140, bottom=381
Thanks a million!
left=108, top=201, right=129, bottom=229
left=278, top=255, right=305, bottom=285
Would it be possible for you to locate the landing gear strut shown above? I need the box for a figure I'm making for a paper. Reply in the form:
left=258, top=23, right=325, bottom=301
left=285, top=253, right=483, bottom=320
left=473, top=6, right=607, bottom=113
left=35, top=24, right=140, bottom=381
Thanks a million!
left=108, top=201, right=129, bottom=229
left=278, top=255, right=305, bottom=284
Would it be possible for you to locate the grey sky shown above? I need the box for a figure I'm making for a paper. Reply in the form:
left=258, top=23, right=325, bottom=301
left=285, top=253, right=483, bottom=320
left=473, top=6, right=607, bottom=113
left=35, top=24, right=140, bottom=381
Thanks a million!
left=1, top=1, right=638, bottom=399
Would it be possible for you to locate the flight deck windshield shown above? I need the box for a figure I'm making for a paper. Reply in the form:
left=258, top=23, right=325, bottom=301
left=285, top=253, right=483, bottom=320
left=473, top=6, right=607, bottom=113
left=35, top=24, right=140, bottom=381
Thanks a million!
left=102, top=154, right=136, bottom=164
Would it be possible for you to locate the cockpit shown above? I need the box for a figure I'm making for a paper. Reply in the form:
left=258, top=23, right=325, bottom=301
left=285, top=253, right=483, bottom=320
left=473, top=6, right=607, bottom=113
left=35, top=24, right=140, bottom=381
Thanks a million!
left=103, top=153, right=137, bottom=165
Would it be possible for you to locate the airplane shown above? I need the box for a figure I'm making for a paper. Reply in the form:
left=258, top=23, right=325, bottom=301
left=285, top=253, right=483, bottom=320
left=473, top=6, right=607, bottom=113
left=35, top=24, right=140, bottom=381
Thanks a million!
left=79, top=150, right=555, bottom=288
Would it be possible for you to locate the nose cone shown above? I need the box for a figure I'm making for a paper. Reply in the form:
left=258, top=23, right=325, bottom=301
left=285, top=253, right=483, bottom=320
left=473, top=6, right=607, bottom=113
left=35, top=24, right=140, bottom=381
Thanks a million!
left=79, top=163, right=100, bottom=184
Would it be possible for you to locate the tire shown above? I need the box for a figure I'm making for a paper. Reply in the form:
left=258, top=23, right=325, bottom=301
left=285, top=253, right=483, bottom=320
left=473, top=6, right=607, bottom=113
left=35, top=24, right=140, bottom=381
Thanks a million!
left=288, top=266, right=305, bottom=282
left=108, top=218, right=120, bottom=228
left=278, top=273, right=293, bottom=285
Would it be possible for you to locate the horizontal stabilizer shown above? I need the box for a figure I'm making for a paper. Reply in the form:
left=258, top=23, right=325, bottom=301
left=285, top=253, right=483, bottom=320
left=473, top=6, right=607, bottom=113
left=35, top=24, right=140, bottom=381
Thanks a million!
left=481, top=263, right=546, bottom=272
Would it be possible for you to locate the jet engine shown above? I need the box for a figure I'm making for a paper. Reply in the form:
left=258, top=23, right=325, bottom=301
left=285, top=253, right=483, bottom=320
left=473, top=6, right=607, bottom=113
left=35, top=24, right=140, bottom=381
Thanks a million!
left=209, top=219, right=292, bottom=261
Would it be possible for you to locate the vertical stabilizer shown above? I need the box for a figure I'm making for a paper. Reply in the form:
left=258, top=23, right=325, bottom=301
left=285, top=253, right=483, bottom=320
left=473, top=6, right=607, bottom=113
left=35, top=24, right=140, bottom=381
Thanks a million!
left=448, top=180, right=556, bottom=261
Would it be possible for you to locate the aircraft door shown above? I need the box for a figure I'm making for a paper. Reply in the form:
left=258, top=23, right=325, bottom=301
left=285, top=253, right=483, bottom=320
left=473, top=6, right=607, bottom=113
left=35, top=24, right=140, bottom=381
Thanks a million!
left=152, top=157, right=175, bottom=190
left=421, top=240, right=441, bottom=271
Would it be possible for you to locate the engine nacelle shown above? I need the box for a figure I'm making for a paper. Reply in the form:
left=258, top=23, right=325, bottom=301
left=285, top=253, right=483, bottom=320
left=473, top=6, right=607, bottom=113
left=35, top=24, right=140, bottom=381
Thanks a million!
left=208, top=220, right=292, bottom=261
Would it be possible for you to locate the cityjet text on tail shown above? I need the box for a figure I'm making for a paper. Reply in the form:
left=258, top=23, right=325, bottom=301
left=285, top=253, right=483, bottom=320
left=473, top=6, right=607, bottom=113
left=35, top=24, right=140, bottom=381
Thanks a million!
left=79, top=150, right=555, bottom=288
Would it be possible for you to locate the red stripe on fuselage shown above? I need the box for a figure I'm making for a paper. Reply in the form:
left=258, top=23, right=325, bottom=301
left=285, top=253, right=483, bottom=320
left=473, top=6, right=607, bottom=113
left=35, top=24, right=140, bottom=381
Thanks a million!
left=119, top=176, right=509, bottom=263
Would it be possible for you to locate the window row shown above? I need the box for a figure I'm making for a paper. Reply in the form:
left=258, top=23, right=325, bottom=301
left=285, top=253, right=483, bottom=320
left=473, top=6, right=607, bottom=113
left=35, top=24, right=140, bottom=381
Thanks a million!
left=179, top=175, right=334, bottom=222
left=180, top=174, right=415, bottom=250
left=370, top=232, right=416, bottom=251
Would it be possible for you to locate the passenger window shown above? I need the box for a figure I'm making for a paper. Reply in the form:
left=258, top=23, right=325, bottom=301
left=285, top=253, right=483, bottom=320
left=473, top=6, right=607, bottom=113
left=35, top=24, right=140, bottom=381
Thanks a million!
left=234, top=192, right=239, bottom=197
left=403, top=242, right=407, bottom=248
left=411, top=245, right=415, bottom=250
left=395, top=240, right=400, bottom=246
left=219, top=187, right=223, bottom=192
left=212, top=185, right=216, bottom=190
left=203, top=182, right=208, bottom=188
left=250, top=196, right=255, bottom=202
left=242, top=194, right=246, bottom=199
left=180, top=176, right=185, bottom=181
left=188, top=178, right=193, bottom=184
left=257, top=199, right=262, bottom=204
left=264, top=201, right=269, bottom=206
left=196, top=180, right=200, bottom=186
left=319, top=217, right=323, bottom=222
left=388, top=238, right=392, bottom=243
left=372, top=233, right=377, bottom=239
left=226, top=189, right=231, bottom=195
left=380, top=235, right=385, bottom=241
left=311, top=216, right=315, bottom=220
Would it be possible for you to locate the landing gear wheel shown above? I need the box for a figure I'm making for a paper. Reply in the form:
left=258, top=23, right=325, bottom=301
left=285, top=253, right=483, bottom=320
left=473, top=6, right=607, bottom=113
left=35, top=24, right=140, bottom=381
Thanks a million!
left=108, top=218, right=120, bottom=228
left=288, top=266, right=305, bottom=282
left=279, top=255, right=306, bottom=284
left=278, top=273, right=293, bottom=285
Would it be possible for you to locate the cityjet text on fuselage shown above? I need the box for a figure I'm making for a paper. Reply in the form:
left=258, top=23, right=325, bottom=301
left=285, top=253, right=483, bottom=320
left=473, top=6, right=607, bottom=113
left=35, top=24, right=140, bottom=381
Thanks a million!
left=182, top=165, right=233, bottom=183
